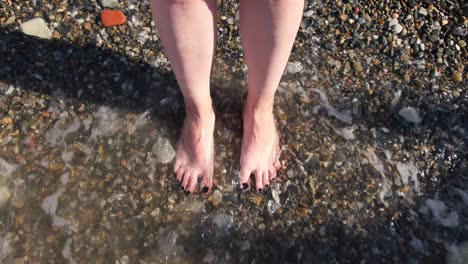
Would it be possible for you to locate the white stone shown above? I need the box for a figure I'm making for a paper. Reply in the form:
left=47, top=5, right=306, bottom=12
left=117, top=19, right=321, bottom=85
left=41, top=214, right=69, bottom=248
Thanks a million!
left=388, top=18, right=398, bottom=27
left=399, top=107, right=422, bottom=123
left=286, top=61, right=303, bottom=74
left=393, top=23, right=403, bottom=34
left=152, top=136, right=176, bottom=164
left=99, top=0, right=120, bottom=8
left=20, top=18, right=52, bottom=39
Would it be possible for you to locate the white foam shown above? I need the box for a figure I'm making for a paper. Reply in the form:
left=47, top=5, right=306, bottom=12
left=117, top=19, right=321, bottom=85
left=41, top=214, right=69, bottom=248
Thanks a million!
left=423, top=199, right=459, bottom=227
left=312, top=89, right=353, bottom=124
left=0, top=158, right=16, bottom=177
left=45, top=117, right=81, bottom=146
left=362, top=149, right=391, bottom=207
left=90, top=106, right=123, bottom=140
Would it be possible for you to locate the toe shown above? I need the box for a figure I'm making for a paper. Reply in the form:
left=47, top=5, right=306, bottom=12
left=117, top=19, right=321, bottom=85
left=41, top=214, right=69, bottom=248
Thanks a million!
left=262, top=171, right=270, bottom=188
left=274, top=161, right=281, bottom=170
left=240, top=168, right=252, bottom=190
left=176, top=167, right=185, bottom=183
left=174, top=159, right=182, bottom=173
left=181, top=170, right=191, bottom=190
left=254, top=170, right=263, bottom=192
left=200, top=173, right=213, bottom=194
left=187, top=173, right=198, bottom=193
left=268, top=167, right=277, bottom=181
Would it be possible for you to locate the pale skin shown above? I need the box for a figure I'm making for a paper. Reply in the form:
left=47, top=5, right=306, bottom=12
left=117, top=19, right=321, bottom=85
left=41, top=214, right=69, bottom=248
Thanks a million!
left=150, top=0, right=304, bottom=193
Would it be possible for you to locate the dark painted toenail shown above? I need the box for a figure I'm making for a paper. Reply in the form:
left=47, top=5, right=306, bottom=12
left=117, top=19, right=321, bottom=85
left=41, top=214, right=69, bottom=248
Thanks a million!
left=202, top=186, right=209, bottom=193
left=271, top=178, right=276, bottom=181
left=265, top=184, right=269, bottom=188
left=181, top=186, right=184, bottom=190
left=242, top=183, right=249, bottom=190
left=258, top=188, right=263, bottom=192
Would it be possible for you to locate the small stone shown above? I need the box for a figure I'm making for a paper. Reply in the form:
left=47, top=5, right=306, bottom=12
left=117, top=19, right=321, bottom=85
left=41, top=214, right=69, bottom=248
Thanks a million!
left=353, top=7, right=360, bottom=14
left=388, top=18, right=398, bottom=27
left=84, top=22, right=92, bottom=30
left=458, top=40, right=466, bottom=48
left=250, top=195, right=262, bottom=206
left=99, top=0, right=120, bottom=8
left=357, top=17, right=366, bottom=24
left=5, top=16, right=16, bottom=25
left=352, top=61, right=363, bottom=72
left=286, top=61, right=303, bottom=74
left=0, top=117, right=13, bottom=126
left=152, top=136, right=176, bottom=163
left=20, top=18, right=52, bottom=39
left=303, top=10, right=314, bottom=17
left=210, top=190, right=222, bottom=207
left=393, top=24, right=403, bottom=34
left=418, top=7, right=427, bottom=16
left=338, top=13, right=348, bottom=22
left=451, top=71, right=462, bottom=83
left=453, top=27, right=468, bottom=37
left=0, top=185, right=11, bottom=208
left=399, top=107, right=422, bottom=123
left=101, top=9, right=126, bottom=27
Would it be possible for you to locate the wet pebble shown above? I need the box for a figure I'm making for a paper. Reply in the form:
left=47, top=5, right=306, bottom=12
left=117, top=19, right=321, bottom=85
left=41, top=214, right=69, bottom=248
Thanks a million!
left=152, top=136, right=176, bottom=164
left=399, top=107, right=422, bottom=123
left=286, top=61, right=303, bottom=74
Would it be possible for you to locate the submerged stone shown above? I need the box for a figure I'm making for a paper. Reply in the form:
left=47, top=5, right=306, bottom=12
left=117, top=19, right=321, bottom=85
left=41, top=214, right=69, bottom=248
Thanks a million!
left=152, top=136, right=176, bottom=164
left=399, top=107, right=422, bottom=123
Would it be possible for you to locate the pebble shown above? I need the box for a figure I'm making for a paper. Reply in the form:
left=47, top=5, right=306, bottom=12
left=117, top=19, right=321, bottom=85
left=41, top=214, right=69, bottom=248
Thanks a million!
left=418, top=7, right=428, bottom=16
left=152, top=136, right=176, bottom=163
left=5, top=16, right=16, bottom=25
left=338, top=13, right=348, bottom=22
left=393, top=24, right=403, bottom=34
left=453, top=27, right=467, bottom=37
left=210, top=190, right=222, bottom=207
left=0, top=185, right=11, bottom=208
left=20, top=18, right=52, bottom=39
left=352, top=61, right=364, bottom=72
left=286, top=61, right=303, bottom=74
left=101, top=9, right=126, bottom=27
left=398, top=107, right=422, bottom=123
left=99, top=0, right=120, bottom=8
left=451, top=71, right=462, bottom=83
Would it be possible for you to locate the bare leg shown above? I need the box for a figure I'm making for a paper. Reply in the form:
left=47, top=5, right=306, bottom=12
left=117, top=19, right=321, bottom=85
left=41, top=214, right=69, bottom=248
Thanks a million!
left=239, top=0, right=303, bottom=191
left=150, top=0, right=217, bottom=193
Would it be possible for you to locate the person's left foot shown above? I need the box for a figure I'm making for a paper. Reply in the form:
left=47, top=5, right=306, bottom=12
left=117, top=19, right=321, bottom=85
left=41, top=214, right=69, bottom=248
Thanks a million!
left=239, top=104, right=281, bottom=191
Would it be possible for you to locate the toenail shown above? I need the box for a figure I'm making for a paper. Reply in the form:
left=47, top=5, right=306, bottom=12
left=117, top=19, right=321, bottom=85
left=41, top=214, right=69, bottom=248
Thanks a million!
left=202, top=186, right=209, bottom=193
left=271, top=178, right=276, bottom=181
left=258, top=188, right=263, bottom=192
left=265, top=184, right=269, bottom=188
left=242, top=183, right=249, bottom=190
left=181, top=186, right=185, bottom=190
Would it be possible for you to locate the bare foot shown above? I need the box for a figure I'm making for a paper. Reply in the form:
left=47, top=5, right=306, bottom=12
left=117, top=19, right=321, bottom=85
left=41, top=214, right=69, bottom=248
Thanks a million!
left=173, top=110, right=215, bottom=194
left=240, top=105, right=281, bottom=192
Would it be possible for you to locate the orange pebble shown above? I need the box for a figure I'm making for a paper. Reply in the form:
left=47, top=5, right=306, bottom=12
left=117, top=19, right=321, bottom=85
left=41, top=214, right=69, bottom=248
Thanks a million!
left=101, top=9, right=126, bottom=27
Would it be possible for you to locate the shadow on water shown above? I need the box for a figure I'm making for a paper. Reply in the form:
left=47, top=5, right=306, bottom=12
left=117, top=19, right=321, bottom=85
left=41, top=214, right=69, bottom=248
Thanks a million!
left=0, top=29, right=467, bottom=263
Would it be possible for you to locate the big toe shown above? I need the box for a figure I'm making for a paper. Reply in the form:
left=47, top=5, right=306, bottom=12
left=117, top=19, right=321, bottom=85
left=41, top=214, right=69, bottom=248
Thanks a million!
left=200, top=173, right=213, bottom=194
left=240, top=168, right=252, bottom=190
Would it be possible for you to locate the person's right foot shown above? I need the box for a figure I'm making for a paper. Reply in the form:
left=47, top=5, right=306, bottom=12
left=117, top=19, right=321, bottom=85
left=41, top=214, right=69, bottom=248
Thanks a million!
left=173, top=109, right=215, bottom=194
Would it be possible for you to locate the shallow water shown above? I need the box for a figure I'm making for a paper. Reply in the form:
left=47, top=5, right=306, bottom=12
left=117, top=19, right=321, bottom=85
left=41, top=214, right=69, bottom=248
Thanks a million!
left=1, top=1, right=467, bottom=263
